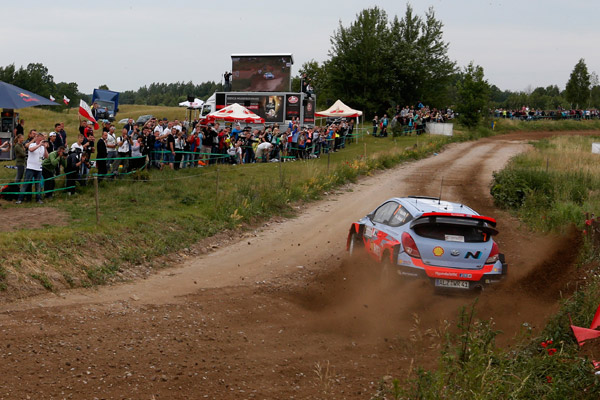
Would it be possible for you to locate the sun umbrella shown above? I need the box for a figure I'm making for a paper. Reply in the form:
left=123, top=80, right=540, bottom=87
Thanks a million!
left=206, top=103, right=264, bottom=124
left=0, top=81, right=59, bottom=109
left=178, top=98, right=205, bottom=109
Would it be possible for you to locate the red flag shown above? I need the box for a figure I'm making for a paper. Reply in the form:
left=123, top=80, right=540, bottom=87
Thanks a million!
left=79, top=100, right=99, bottom=130
left=63, top=95, right=70, bottom=105
left=49, top=95, right=55, bottom=102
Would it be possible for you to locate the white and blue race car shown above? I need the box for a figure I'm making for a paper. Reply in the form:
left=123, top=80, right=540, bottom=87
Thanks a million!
left=347, top=196, right=507, bottom=290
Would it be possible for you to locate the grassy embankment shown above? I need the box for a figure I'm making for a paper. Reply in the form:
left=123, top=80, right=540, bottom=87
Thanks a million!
left=374, top=133, right=600, bottom=399
left=0, top=105, right=453, bottom=296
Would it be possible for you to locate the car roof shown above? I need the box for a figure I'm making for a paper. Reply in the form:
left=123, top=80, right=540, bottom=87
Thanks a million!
left=391, top=196, right=479, bottom=217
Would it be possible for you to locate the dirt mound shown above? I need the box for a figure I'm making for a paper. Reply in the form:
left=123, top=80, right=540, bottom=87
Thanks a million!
left=0, top=203, right=69, bottom=232
left=511, top=226, right=584, bottom=300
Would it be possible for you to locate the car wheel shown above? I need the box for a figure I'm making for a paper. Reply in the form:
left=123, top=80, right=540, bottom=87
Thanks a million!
left=348, top=232, right=363, bottom=256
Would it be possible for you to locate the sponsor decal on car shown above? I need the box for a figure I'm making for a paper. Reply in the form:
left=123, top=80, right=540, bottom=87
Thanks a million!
left=365, top=226, right=376, bottom=237
left=433, top=246, right=445, bottom=257
left=459, top=273, right=473, bottom=278
left=370, top=242, right=382, bottom=257
left=435, top=271, right=458, bottom=277
left=451, top=250, right=460, bottom=256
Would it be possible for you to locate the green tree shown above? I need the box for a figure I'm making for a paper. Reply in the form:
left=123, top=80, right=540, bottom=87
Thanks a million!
left=456, top=62, right=490, bottom=128
left=98, top=84, right=110, bottom=90
left=388, top=5, right=456, bottom=107
left=326, top=7, right=391, bottom=116
left=565, top=58, right=590, bottom=108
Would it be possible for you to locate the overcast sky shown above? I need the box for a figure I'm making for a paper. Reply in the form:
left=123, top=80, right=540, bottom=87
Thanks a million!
left=2, top=0, right=597, bottom=94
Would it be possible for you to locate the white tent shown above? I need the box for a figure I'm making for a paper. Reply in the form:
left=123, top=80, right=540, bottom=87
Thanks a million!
left=315, top=99, right=363, bottom=118
left=178, top=98, right=205, bottom=109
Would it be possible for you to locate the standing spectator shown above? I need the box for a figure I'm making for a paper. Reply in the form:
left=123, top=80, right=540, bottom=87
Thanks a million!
left=16, top=131, right=48, bottom=204
left=174, top=129, right=186, bottom=170
left=381, top=114, right=389, bottom=137
left=96, top=130, right=108, bottom=181
left=24, top=129, right=36, bottom=147
left=48, top=132, right=60, bottom=151
left=52, top=123, right=64, bottom=148
left=123, top=118, right=136, bottom=134
left=41, top=146, right=67, bottom=198
left=106, top=126, right=118, bottom=170
left=142, top=127, right=155, bottom=169
left=200, top=124, right=214, bottom=166
left=14, top=119, right=25, bottom=136
left=164, top=126, right=176, bottom=170
left=113, top=128, right=131, bottom=174
left=58, top=122, right=67, bottom=147
left=224, top=71, right=233, bottom=92
left=70, top=133, right=91, bottom=184
left=372, top=115, right=378, bottom=136
left=130, top=136, right=144, bottom=171
left=65, top=148, right=87, bottom=194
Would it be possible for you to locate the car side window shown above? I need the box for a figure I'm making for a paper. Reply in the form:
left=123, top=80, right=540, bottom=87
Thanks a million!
left=388, top=204, right=413, bottom=227
left=372, top=202, right=398, bottom=224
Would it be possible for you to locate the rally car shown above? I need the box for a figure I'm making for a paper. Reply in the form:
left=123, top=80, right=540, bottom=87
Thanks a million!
left=347, top=196, right=507, bottom=291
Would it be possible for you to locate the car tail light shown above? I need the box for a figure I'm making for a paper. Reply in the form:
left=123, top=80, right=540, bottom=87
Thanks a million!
left=486, top=242, right=500, bottom=264
left=402, top=232, right=421, bottom=259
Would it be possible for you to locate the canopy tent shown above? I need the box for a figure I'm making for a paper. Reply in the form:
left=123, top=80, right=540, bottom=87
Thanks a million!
left=178, top=98, right=205, bottom=109
left=206, top=103, right=264, bottom=124
left=315, top=99, right=363, bottom=118
left=0, top=81, right=59, bottom=109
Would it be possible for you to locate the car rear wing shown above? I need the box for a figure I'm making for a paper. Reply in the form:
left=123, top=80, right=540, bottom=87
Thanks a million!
left=411, top=212, right=498, bottom=235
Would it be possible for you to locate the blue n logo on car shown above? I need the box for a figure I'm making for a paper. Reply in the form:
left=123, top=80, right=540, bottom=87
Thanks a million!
left=465, top=251, right=482, bottom=259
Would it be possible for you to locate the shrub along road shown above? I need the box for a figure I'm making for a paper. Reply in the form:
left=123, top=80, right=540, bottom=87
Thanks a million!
left=0, top=130, right=597, bottom=399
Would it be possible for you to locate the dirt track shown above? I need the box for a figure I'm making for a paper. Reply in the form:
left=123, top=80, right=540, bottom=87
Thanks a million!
left=0, top=131, right=593, bottom=399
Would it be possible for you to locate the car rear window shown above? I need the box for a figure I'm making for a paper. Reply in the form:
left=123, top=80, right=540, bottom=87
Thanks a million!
left=413, top=223, right=491, bottom=243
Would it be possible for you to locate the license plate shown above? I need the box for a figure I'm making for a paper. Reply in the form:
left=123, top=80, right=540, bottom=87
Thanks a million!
left=435, top=279, right=470, bottom=289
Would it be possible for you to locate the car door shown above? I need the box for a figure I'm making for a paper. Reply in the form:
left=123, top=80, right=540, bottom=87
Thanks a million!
left=363, top=201, right=399, bottom=261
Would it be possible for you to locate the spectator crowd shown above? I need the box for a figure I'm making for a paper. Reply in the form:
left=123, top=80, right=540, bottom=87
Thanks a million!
left=493, top=106, right=600, bottom=120
left=5, top=115, right=362, bottom=201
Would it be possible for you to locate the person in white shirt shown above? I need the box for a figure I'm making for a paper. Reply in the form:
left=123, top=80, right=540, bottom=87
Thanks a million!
left=105, top=126, right=118, bottom=169
left=112, top=128, right=131, bottom=174
left=16, top=131, right=48, bottom=204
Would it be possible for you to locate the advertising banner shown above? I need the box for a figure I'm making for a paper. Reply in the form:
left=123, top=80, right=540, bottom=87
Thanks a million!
left=224, top=94, right=284, bottom=123
left=425, top=122, right=454, bottom=136
left=304, top=98, right=315, bottom=124
left=285, top=94, right=301, bottom=120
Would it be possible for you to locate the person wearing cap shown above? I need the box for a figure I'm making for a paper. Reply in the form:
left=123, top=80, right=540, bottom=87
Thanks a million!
left=48, top=132, right=60, bottom=152
left=16, top=131, right=48, bottom=204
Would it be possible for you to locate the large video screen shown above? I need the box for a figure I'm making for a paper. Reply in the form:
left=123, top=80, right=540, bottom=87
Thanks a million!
left=231, top=55, right=292, bottom=92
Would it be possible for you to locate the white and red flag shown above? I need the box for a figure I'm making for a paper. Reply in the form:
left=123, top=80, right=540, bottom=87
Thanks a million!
left=79, top=99, right=99, bottom=130
left=49, top=95, right=55, bottom=102
left=63, top=95, right=70, bottom=105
